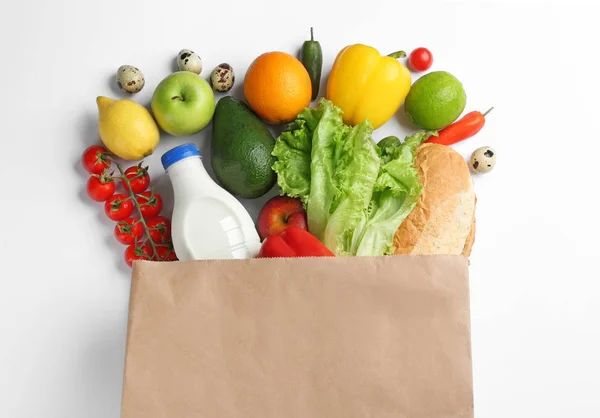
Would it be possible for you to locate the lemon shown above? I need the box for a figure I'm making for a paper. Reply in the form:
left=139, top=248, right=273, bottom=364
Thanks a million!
left=96, top=96, right=160, bottom=161
left=404, top=71, right=467, bottom=130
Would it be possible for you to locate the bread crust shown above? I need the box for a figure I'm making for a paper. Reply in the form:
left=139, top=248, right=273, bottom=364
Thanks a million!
left=462, top=196, right=477, bottom=257
left=393, top=143, right=476, bottom=256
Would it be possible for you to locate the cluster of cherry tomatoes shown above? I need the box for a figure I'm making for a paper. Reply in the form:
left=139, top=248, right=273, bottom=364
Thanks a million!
left=81, top=144, right=177, bottom=267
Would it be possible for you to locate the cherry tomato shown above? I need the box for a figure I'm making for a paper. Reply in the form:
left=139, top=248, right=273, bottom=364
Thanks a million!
left=104, top=194, right=134, bottom=221
left=86, top=173, right=115, bottom=202
left=408, top=47, right=433, bottom=72
left=122, top=164, right=150, bottom=194
left=153, top=243, right=178, bottom=262
left=81, top=145, right=112, bottom=175
left=146, top=216, right=172, bottom=243
left=114, top=218, right=145, bottom=245
left=136, top=190, right=163, bottom=219
left=124, top=242, right=153, bottom=267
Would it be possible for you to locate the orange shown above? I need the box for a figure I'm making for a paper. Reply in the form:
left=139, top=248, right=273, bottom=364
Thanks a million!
left=243, top=51, right=312, bottom=124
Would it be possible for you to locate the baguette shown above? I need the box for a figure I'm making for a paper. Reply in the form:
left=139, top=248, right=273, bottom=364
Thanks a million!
left=393, top=143, right=476, bottom=256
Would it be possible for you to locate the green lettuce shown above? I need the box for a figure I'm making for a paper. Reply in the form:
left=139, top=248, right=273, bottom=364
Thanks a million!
left=272, top=98, right=434, bottom=256
left=352, top=130, right=434, bottom=256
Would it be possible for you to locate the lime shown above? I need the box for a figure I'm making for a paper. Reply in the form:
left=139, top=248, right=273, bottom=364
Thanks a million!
left=404, top=71, right=467, bottom=130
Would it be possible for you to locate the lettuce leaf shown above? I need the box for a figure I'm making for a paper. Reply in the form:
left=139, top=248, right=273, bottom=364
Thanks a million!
left=271, top=104, right=329, bottom=202
left=271, top=122, right=312, bottom=203
left=271, top=98, right=431, bottom=256
left=321, top=120, right=380, bottom=255
left=305, top=100, right=349, bottom=240
left=352, top=130, right=436, bottom=256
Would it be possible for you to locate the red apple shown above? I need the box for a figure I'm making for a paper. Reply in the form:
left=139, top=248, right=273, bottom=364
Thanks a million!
left=257, top=196, right=308, bottom=240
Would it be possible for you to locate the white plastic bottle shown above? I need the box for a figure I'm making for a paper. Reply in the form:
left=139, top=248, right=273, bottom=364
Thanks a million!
left=161, top=143, right=262, bottom=260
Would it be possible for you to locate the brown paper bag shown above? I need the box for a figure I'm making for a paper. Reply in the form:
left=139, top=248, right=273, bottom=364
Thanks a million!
left=121, top=255, right=473, bottom=418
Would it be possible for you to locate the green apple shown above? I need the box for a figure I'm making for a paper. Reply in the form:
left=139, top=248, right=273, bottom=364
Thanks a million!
left=151, top=71, right=215, bottom=136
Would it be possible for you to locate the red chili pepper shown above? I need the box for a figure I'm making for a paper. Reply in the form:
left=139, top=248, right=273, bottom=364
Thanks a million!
left=256, top=226, right=334, bottom=258
left=426, top=107, right=493, bottom=146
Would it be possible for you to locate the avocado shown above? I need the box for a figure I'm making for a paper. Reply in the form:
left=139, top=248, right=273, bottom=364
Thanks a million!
left=210, top=96, right=276, bottom=199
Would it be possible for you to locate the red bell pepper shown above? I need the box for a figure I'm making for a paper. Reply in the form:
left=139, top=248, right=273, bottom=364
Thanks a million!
left=256, top=226, right=334, bottom=258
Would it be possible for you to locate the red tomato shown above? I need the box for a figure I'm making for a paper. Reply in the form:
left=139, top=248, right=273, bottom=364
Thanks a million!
left=104, top=194, right=134, bottom=221
left=408, top=47, right=433, bottom=72
left=81, top=145, right=112, bottom=175
left=124, top=242, right=152, bottom=267
left=122, top=164, right=150, bottom=194
left=86, top=174, right=115, bottom=202
left=153, top=243, right=178, bottom=262
left=114, top=218, right=145, bottom=245
left=136, top=190, right=163, bottom=219
left=146, top=216, right=171, bottom=243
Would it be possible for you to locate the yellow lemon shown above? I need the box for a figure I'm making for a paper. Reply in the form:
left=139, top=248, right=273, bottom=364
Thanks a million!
left=96, top=96, right=160, bottom=161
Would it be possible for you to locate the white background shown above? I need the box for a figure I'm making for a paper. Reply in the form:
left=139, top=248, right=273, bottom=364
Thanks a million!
left=1, top=0, right=598, bottom=417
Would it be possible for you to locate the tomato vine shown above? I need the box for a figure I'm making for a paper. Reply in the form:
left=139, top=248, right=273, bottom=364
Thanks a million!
left=81, top=144, right=177, bottom=267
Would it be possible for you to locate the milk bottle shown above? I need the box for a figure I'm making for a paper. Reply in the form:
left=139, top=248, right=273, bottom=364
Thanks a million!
left=161, top=143, right=262, bottom=260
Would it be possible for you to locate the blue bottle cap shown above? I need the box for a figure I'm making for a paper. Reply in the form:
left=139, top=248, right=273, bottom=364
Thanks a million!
left=161, top=143, right=201, bottom=170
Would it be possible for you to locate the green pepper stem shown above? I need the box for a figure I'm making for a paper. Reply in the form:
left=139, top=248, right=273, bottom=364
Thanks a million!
left=387, top=50, right=407, bottom=59
left=310, top=27, right=314, bottom=41
left=483, top=107, right=494, bottom=117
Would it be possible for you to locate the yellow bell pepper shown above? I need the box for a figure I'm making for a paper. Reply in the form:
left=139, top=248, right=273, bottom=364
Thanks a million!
left=326, top=44, right=412, bottom=129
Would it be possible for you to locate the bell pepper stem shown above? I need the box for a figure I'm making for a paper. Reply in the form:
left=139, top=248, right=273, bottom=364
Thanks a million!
left=387, top=50, right=407, bottom=59
left=310, top=27, right=314, bottom=41
left=483, top=107, right=494, bottom=117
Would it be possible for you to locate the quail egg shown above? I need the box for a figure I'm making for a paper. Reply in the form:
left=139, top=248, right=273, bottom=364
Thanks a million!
left=469, top=146, right=496, bottom=173
left=210, top=63, right=235, bottom=92
left=117, top=65, right=145, bottom=94
left=177, top=49, right=202, bottom=74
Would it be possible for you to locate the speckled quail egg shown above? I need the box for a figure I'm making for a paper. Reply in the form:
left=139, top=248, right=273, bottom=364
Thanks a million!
left=116, top=65, right=145, bottom=94
left=210, top=63, right=235, bottom=92
left=177, top=49, right=202, bottom=74
left=469, top=146, right=496, bottom=173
